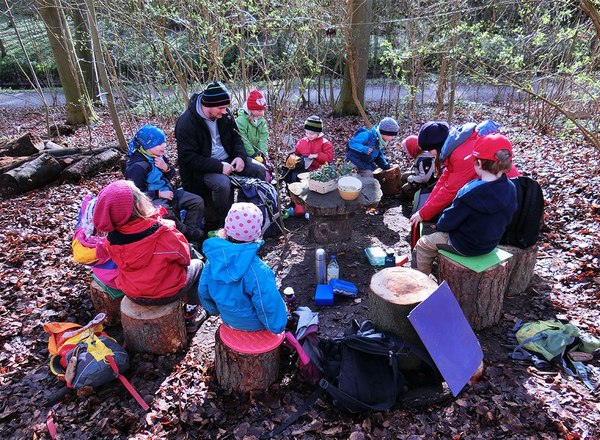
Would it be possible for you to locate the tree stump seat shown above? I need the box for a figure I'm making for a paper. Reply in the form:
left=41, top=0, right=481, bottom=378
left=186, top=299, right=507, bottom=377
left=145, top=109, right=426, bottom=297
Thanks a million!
left=288, top=176, right=382, bottom=243
left=89, top=277, right=123, bottom=326
left=498, top=244, right=538, bottom=296
left=214, top=324, right=284, bottom=392
left=368, top=267, right=439, bottom=369
left=120, top=297, right=187, bottom=354
left=373, top=165, right=401, bottom=196
left=437, top=249, right=512, bottom=331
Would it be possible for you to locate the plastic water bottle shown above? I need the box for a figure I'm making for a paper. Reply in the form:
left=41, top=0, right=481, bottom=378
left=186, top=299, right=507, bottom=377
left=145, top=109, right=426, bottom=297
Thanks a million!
left=384, top=249, right=396, bottom=268
left=327, top=255, right=339, bottom=283
left=315, top=248, right=326, bottom=284
left=283, top=287, right=297, bottom=313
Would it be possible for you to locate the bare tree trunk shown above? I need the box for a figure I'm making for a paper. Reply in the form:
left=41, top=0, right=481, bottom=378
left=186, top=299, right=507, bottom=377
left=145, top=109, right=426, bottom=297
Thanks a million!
left=83, top=0, right=127, bottom=151
left=434, top=52, right=448, bottom=117
left=36, top=0, right=98, bottom=125
left=71, top=0, right=99, bottom=103
left=334, top=0, right=372, bottom=118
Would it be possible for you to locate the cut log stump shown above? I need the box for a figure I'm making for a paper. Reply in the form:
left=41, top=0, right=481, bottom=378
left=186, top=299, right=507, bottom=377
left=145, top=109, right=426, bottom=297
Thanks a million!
left=499, top=244, right=538, bottom=297
left=438, top=255, right=510, bottom=330
left=89, top=278, right=123, bottom=326
left=120, top=297, right=186, bottom=354
left=214, top=325, right=282, bottom=392
left=373, top=165, right=401, bottom=196
left=0, top=153, right=62, bottom=197
left=369, top=267, right=439, bottom=369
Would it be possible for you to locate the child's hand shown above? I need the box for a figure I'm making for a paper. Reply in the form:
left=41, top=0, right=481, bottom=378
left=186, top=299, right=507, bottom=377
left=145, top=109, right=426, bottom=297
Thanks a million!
left=409, top=212, right=423, bottom=226
left=309, top=154, right=318, bottom=159
left=159, top=190, right=174, bottom=200
left=367, top=148, right=373, bottom=155
left=154, top=157, right=169, bottom=171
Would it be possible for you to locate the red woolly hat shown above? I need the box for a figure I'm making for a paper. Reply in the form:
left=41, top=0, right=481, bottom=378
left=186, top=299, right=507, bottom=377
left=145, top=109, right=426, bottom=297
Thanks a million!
left=247, top=90, right=267, bottom=111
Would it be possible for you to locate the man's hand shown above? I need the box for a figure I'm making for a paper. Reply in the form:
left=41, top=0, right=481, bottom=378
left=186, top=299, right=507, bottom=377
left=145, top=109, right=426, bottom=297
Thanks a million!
left=158, top=190, right=174, bottom=200
left=231, top=157, right=245, bottom=172
left=222, top=162, right=234, bottom=175
left=154, top=157, right=169, bottom=172
left=409, top=212, right=423, bottom=227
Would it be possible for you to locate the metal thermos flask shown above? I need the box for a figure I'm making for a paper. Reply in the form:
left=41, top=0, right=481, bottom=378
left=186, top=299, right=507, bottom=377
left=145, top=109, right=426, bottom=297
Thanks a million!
left=315, top=248, right=326, bottom=284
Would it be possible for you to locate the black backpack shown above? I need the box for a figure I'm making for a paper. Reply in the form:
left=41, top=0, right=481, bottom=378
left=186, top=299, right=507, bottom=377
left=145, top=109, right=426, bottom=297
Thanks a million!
left=262, top=320, right=440, bottom=438
left=229, top=175, right=283, bottom=238
left=500, top=176, right=544, bottom=249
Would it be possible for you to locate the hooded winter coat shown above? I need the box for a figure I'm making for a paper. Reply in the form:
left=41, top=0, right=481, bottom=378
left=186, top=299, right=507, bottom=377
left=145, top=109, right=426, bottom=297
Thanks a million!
left=436, top=173, right=517, bottom=256
left=199, top=237, right=287, bottom=334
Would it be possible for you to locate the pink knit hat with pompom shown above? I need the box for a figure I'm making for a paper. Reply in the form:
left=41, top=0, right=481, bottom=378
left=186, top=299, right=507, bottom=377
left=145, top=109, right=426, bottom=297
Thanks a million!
left=224, top=203, right=263, bottom=242
left=93, top=180, right=134, bottom=232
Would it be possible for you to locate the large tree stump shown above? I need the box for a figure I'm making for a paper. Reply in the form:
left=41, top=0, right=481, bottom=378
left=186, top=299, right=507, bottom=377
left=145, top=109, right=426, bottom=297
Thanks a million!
left=120, top=297, right=186, bottom=354
left=369, top=267, right=439, bottom=369
left=89, top=278, right=123, bottom=326
left=373, top=165, right=401, bottom=196
left=438, top=255, right=510, bottom=330
left=499, top=244, right=538, bottom=297
left=308, top=213, right=355, bottom=243
left=0, top=153, right=62, bottom=197
left=214, top=326, right=282, bottom=392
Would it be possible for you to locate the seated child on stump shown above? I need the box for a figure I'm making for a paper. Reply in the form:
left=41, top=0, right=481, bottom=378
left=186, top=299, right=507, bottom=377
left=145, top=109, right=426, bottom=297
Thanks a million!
left=415, top=134, right=518, bottom=275
left=199, top=202, right=287, bottom=334
left=399, top=134, right=436, bottom=200
left=281, top=115, right=333, bottom=184
left=92, top=180, right=206, bottom=333
left=125, top=124, right=206, bottom=244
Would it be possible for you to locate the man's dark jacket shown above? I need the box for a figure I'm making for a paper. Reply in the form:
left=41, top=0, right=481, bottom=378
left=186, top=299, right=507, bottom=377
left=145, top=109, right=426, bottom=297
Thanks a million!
left=175, top=93, right=247, bottom=194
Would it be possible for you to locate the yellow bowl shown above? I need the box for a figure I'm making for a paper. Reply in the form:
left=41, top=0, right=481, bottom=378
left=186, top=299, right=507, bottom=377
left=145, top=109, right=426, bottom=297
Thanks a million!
left=338, top=176, right=362, bottom=201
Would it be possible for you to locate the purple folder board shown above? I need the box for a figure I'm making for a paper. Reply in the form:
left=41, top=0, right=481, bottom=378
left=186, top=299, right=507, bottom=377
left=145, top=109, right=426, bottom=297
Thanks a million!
left=408, top=281, right=483, bottom=397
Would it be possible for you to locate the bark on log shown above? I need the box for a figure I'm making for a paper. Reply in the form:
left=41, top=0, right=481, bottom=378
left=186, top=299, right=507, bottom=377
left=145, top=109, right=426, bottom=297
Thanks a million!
left=498, top=244, right=538, bottom=297
left=437, top=255, right=510, bottom=330
left=44, top=140, right=67, bottom=151
left=120, top=297, right=186, bottom=354
left=89, top=278, right=123, bottom=326
left=369, top=267, right=439, bottom=369
left=0, top=132, right=44, bottom=157
left=61, top=148, right=122, bottom=182
left=0, top=153, right=62, bottom=197
left=373, top=165, right=401, bottom=196
left=214, top=327, right=280, bottom=392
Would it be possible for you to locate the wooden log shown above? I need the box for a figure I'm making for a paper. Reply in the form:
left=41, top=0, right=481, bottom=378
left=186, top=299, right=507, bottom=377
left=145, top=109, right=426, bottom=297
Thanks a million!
left=61, top=148, right=122, bottom=182
left=498, top=244, right=538, bottom=297
left=120, top=297, right=186, bottom=354
left=369, top=267, right=439, bottom=369
left=89, top=278, right=123, bottom=326
left=0, top=153, right=62, bottom=197
left=437, top=255, right=510, bottom=330
left=308, top=213, right=354, bottom=243
left=0, top=132, right=44, bottom=157
left=214, top=327, right=280, bottom=392
left=373, top=165, right=401, bottom=196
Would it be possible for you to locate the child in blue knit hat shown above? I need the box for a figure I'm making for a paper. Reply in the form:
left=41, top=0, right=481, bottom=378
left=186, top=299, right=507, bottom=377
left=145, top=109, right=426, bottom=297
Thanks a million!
left=345, top=117, right=399, bottom=176
left=125, top=124, right=206, bottom=244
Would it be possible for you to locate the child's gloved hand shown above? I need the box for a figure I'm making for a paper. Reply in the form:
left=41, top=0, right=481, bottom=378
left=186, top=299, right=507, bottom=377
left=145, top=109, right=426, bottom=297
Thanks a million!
left=476, top=120, right=500, bottom=137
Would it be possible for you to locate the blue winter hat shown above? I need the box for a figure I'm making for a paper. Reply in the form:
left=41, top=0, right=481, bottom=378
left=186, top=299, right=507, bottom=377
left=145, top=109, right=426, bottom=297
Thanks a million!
left=128, top=125, right=166, bottom=155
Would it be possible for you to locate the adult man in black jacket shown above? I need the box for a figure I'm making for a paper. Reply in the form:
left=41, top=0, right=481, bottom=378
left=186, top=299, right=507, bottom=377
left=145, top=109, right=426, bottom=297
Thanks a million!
left=175, top=81, right=266, bottom=228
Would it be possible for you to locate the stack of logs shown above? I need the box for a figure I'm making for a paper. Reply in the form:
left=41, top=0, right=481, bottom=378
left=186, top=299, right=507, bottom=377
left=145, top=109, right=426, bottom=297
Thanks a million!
left=0, top=131, right=122, bottom=197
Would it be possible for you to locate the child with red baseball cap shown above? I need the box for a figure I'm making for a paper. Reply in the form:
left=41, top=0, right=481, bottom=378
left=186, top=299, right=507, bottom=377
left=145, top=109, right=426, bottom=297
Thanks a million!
left=414, top=134, right=518, bottom=275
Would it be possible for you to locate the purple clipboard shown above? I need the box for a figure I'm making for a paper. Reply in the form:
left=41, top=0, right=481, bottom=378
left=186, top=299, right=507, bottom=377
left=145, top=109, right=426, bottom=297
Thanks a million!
left=408, top=281, right=483, bottom=396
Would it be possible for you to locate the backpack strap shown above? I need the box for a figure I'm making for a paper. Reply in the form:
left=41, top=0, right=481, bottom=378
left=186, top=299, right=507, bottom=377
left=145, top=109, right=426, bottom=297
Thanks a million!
left=319, top=376, right=397, bottom=412
left=106, top=355, right=149, bottom=411
left=260, top=386, right=324, bottom=439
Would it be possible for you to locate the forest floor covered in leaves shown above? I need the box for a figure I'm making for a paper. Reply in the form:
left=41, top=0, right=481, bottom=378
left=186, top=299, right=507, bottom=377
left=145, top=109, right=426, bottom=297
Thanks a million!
left=0, top=104, right=599, bottom=439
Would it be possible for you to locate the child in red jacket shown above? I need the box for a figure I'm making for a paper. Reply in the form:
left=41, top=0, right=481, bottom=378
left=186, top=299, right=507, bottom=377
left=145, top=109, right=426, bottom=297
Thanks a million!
left=93, top=180, right=205, bottom=333
left=281, top=115, right=334, bottom=183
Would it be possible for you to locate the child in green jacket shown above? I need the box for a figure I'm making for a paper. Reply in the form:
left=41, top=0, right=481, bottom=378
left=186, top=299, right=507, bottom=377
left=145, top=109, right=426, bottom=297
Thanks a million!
left=236, top=89, right=269, bottom=159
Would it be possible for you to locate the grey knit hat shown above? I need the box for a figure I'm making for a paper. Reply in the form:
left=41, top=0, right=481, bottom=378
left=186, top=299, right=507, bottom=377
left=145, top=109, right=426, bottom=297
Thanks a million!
left=304, top=115, right=323, bottom=133
left=378, top=117, right=399, bottom=136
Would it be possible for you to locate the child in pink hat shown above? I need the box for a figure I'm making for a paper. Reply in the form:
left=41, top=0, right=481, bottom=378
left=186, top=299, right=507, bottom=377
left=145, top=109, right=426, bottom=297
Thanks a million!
left=93, top=180, right=206, bottom=333
left=199, top=202, right=287, bottom=334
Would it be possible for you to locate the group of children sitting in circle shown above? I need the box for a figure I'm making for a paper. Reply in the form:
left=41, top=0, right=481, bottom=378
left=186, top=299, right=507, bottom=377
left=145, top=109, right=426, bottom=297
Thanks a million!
left=73, top=83, right=520, bottom=337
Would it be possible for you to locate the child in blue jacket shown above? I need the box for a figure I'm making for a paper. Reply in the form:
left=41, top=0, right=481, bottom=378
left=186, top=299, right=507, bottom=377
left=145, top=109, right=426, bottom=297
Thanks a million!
left=345, top=117, right=399, bottom=175
left=415, top=134, right=518, bottom=275
left=199, top=203, right=287, bottom=334
left=125, top=124, right=205, bottom=243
